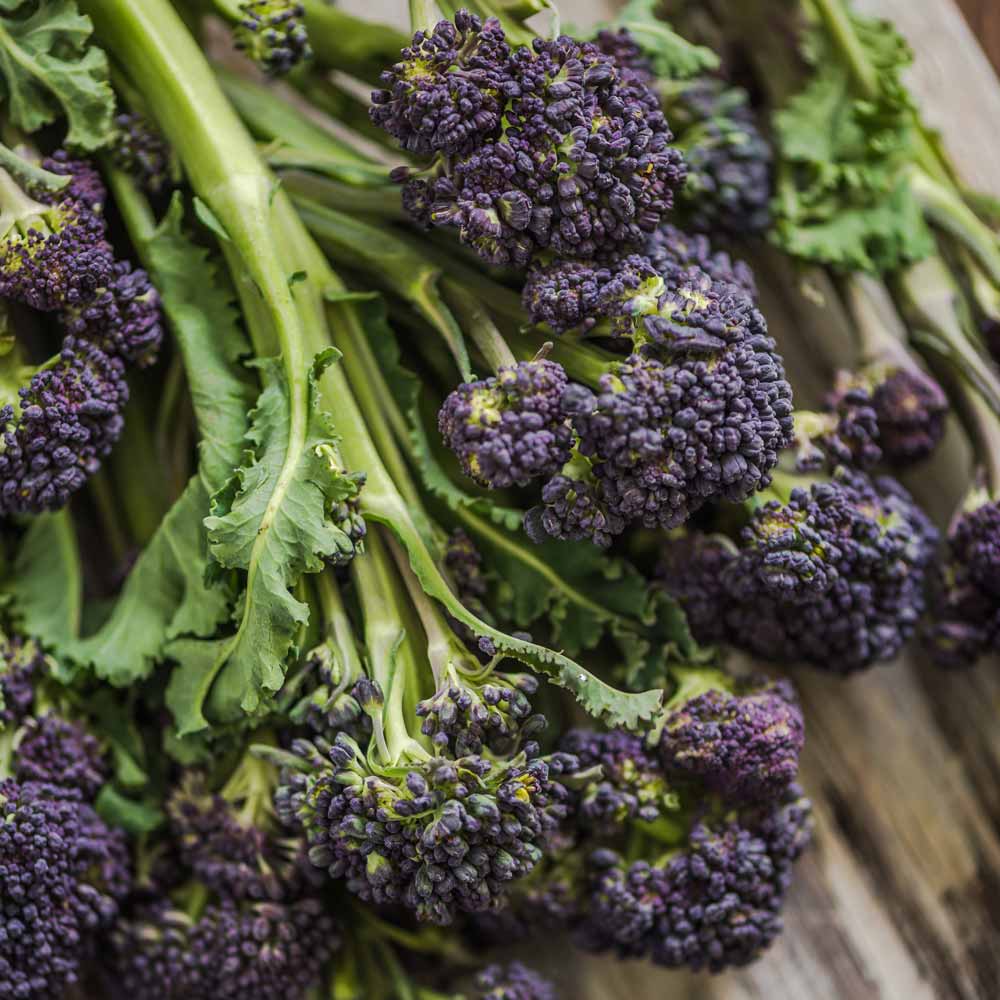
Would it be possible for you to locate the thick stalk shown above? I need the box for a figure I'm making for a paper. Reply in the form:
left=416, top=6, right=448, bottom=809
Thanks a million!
left=443, top=278, right=516, bottom=372
left=314, top=569, right=364, bottom=684
left=842, top=273, right=915, bottom=369
left=409, top=0, right=443, bottom=34
left=88, top=470, right=130, bottom=568
left=959, top=378, right=1000, bottom=499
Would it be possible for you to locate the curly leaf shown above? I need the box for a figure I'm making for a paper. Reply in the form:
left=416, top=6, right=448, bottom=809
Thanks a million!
left=166, top=352, right=357, bottom=734
left=0, top=0, right=114, bottom=150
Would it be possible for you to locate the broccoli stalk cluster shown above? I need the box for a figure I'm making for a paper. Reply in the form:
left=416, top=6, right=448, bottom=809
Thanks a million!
left=478, top=665, right=810, bottom=973
left=274, top=530, right=575, bottom=926
left=0, top=146, right=163, bottom=515
left=107, top=749, right=338, bottom=1000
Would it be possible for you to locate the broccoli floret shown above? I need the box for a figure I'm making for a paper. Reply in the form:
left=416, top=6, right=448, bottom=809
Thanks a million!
left=663, top=467, right=938, bottom=673
left=593, top=27, right=654, bottom=87
left=211, top=0, right=312, bottom=76
left=14, top=713, right=108, bottom=799
left=383, top=17, right=687, bottom=266
left=0, top=160, right=114, bottom=312
left=370, top=10, right=514, bottom=157
left=645, top=223, right=758, bottom=300
left=110, top=112, right=175, bottom=195
left=0, top=633, right=45, bottom=726
left=465, top=962, right=556, bottom=1000
left=438, top=359, right=575, bottom=489
left=0, top=335, right=128, bottom=515
left=663, top=78, right=773, bottom=236
left=526, top=466, right=626, bottom=549
left=0, top=779, right=130, bottom=997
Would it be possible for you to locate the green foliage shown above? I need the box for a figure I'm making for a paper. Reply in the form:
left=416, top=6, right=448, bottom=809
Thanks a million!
left=167, top=351, right=360, bottom=734
left=771, top=5, right=935, bottom=272
left=594, top=0, right=718, bottom=80
left=0, top=0, right=115, bottom=151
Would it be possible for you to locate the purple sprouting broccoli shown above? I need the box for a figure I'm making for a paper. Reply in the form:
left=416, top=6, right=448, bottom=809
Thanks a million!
left=644, top=223, right=758, bottom=301
left=465, top=962, right=556, bottom=1000
left=839, top=274, right=948, bottom=468
left=386, top=18, right=687, bottom=266
left=559, top=728, right=677, bottom=834
left=790, top=395, right=883, bottom=473
left=566, top=334, right=793, bottom=532
left=575, top=785, right=812, bottom=972
left=593, top=27, right=654, bottom=87
left=166, top=752, right=307, bottom=903
left=105, top=896, right=337, bottom=1000
left=663, top=467, right=938, bottom=673
left=525, top=468, right=627, bottom=549
left=0, top=633, right=45, bottom=726
left=110, top=112, right=175, bottom=195
left=41, top=149, right=108, bottom=214
left=61, top=259, right=165, bottom=367
left=371, top=10, right=515, bottom=157
left=0, top=779, right=130, bottom=998
left=14, top=713, right=108, bottom=799
left=924, top=380, right=1000, bottom=668
left=210, top=0, right=312, bottom=76
left=657, top=669, right=805, bottom=804
left=662, top=78, right=773, bottom=236
left=439, top=359, right=575, bottom=490
left=0, top=335, right=128, bottom=515
left=0, top=156, right=114, bottom=312
left=522, top=230, right=757, bottom=336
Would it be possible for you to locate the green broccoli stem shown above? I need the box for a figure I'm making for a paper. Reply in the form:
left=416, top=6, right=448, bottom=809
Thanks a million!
left=894, top=255, right=1000, bottom=414
left=277, top=170, right=406, bottom=221
left=87, top=469, right=131, bottom=569
left=219, top=738, right=279, bottom=831
left=292, top=74, right=398, bottom=153
left=351, top=526, right=430, bottom=765
left=442, top=277, right=517, bottom=373
left=314, top=568, right=365, bottom=692
left=299, top=0, right=410, bottom=86
left=409, top=0, right=444, bottom=35
left=841, top=272, right=917, bottom=371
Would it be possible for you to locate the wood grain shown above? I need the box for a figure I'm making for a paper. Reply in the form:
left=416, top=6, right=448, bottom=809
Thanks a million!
left=329, top=1, right=1000, bottom=997
left=955, top=0, right=1000, bottom=73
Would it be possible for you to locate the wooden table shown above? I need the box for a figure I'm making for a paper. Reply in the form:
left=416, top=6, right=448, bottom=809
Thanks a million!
left=956, top=0, right=1000, bottom=72
left=335, top=1, right=1000, bottom=996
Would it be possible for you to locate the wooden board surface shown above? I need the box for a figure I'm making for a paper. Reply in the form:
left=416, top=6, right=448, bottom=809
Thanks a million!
left=956, top=0, right=1000, bottom=72
left=333, top=2, right=1000, bottom=997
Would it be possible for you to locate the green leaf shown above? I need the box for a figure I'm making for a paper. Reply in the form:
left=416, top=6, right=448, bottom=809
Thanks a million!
left=69, top=477, right=231, bottom=686
left=0, top=0, right=114, bottom=150
left=770, top=7, right=935, bottom=273
left=95, top=784, right=164, bottom=835
left=593, top=0, right=719, bottom=80
left=143, top=194, right=254, bottom=492
left=168, top=351, right=360, bottom=733
left=5, top=510, right=81, bottom=657
left=193, top=196, right=232, bottom=243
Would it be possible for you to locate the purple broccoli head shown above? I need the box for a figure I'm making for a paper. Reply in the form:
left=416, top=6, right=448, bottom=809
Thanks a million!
left=371, top=11, right=514, bottom=157
left=0, top=336, right=128, bottom=515
left=232, top=0, right=312, bottom=77
left=14, top=713, right=108, bottom=801
left=645, top=224, right=758, bottom=301
left=469, top=961, right=556, bottom=1000
left=110, top=113, right=174, bottom=195
left=439, top=359, right=575, bottom=489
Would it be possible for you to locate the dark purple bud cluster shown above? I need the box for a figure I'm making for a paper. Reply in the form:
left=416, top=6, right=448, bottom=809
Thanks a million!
left=559, top=728, right=676, bottom=833
left=166, top=774, right=302, bottom=902
left=371, top=10, right=514, bottom=157
left=41, top=150, right=108, bottom=213
left=0, top=778, right=130, bottom=998
left=275, top=731, right=576, bottom=925
left=667, top=79, right=773, bottom=236
left=0, top=633, right=44, bottom=725
left=525, top=472, right=626, bottom=548
left=659, top=677, right=805, bottom=803
left=593, top=28, right=654, bottom=87
left=110, top=113, right=174, bottom=195
left=644, top=224, right=758, bottom=301
left=381, top=16, right=686, bottom=267
left=232, top=1, right=312, bottom=76
left=417, top=669, right=544, bottom=756
left=576, top=786, right=812, bottom=971
left=0, top=336, right=128, bottom=514
left=924, top=498, right=1000, bottom=668
left=468, top=961, right=556, bottom=1000
left=14, top=712, right=108, bottom=799
left=793, top=396, right=882, bottom=473
left=663, top=468, right=938, bottom=672
left=287, top=643, right=370, bottom=741
left=567, top=336, right=792, bottom=531
left=826, top=365, right=948, bottom=468
left=106, top=896, right=337, bottom=1000
left=61, top=259, right=164, bottom=367
left=439, top=359, right=575, bottom=489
